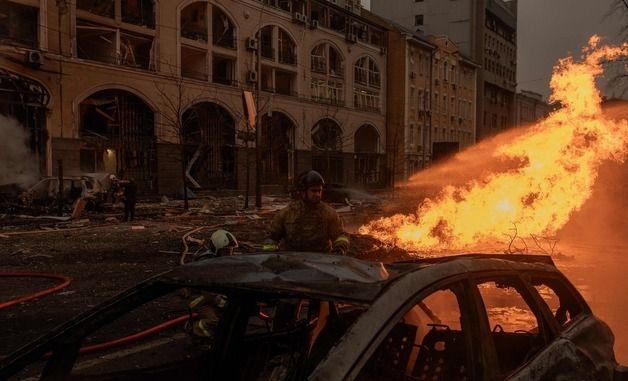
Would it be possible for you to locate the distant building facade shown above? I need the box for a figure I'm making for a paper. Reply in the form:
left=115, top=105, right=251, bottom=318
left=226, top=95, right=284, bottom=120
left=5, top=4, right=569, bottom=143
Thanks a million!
left=515, top=90, right=552, bottom=126
left=0, top=0, right=388, bottom=194
left=371, top=0, right=517, bottom=140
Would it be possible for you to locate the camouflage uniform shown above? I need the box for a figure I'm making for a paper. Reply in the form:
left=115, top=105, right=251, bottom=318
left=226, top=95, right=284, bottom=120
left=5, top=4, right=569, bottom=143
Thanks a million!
left=268, top=199, right=349, bottom=253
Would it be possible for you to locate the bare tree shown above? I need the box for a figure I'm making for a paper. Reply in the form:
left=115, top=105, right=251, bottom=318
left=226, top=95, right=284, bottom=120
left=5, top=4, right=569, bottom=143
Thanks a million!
left=154, top=74, right=200, bottom=210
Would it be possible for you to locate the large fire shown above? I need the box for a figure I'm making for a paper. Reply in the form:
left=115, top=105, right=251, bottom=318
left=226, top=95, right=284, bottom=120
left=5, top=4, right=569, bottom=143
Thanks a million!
left=360, top=37, right=628, bottom=252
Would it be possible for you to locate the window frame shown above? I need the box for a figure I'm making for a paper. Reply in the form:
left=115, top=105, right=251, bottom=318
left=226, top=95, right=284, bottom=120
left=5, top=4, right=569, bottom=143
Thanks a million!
left=350, top=275, right=483, bottom=381
left=468, top=270, right=558, bottom=379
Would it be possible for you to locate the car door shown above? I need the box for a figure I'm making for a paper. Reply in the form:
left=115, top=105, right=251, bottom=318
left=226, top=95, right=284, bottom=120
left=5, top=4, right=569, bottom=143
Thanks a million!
left=469, top=271, right=614, bottom=381
left=505, top=272, right=616, bottom=381
left=349, top=276, right=484, bottom=381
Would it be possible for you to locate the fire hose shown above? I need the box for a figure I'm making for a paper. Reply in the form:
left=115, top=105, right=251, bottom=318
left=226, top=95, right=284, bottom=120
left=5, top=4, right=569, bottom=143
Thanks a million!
left=0, top=273, right=71, bottom=310
left=0, top=273, right=193, bottom=357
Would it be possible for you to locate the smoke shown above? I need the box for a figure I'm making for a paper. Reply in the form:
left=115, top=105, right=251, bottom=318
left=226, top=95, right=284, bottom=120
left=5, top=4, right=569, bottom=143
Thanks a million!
left=0, top=115, right=40, bottom=187
left=385, top=125, right=535, bottom=215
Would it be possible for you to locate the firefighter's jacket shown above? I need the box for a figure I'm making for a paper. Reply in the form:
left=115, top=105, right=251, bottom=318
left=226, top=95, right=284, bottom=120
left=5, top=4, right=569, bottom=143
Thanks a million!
left=268, top=199, right=349, bottom=253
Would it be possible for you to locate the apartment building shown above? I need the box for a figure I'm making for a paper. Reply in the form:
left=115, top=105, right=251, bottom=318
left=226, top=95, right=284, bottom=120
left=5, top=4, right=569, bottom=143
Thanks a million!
left=0, top=0, right=388, bottom=194
left=371, top=0, right=517, bottom=140
left=515, top=90, right=551, bottom=127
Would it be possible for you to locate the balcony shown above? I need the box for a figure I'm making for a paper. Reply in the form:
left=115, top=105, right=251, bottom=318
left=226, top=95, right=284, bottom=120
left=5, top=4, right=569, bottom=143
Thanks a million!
left=311, top=96, right=345, bottom=107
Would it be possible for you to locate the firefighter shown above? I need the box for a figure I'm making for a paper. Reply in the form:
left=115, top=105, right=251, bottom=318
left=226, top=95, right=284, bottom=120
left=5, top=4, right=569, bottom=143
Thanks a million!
left=263, top=170, right=350, bottom=255
left=188, top=230, right=239, bottom=339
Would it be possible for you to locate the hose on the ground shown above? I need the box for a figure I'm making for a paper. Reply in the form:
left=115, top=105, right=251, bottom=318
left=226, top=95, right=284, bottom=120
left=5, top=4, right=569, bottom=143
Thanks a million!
left=0, top=273, right=71, bottom=310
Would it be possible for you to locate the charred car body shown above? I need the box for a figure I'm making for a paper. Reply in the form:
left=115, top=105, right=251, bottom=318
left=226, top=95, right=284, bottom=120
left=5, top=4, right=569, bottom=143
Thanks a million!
left=1, top=253, right=626, bottom=381
left=19, top=173, right=110, bottom=212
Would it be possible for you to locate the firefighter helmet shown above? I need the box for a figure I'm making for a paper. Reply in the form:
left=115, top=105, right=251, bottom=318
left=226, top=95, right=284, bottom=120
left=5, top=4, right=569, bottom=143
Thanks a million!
left=297, top=170, right=325, bottom=191
left=210, top=229, right=239, bottom=256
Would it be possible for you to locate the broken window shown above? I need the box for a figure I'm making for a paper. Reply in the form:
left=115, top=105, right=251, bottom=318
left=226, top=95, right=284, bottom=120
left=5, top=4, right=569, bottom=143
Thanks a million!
left=260, top=112, right=294, bottom=185
left=275, top=70, right=295, bottom=96
left=310, top=2, right=327, bottom=27
left=356, top=285, right=471, bottom=380
left=79, top=90, right=156, bottom=192
left=121, top=0, right=155, bottom=28
left=180, top=2, right=208, bottom=41
left=278, top=29, right=296, bottom=65
left=212, top=55, right=235, bottom=85
left=311, top=43, right=344, bottom=77
left=354, top=125, right=381, bottom=185
left=476, top=276, right=549, bottom=378
left=181, top=46, right=207, bottom=81
left=312, top=119, right=344, bottom=183
left=76, top=21, right=155, bottom=70
left=259, top=26, right=274, bottom=60
left=76, top=0, right=115, bottom=18
left=182, top=102, right=236, bottom=189
left=353, top=88, right=380, bottom=112
left=212, top=6, right=235, bottom=48
left=0, top=1, right=39, bottom=48
left=329, top=10, right=346, bottom=33
left=529, top=275, right=585, bottom=329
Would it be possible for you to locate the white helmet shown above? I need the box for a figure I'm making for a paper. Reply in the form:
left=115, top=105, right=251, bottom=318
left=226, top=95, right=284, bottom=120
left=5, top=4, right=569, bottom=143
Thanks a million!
left=210, top=229, right=238, bottom=256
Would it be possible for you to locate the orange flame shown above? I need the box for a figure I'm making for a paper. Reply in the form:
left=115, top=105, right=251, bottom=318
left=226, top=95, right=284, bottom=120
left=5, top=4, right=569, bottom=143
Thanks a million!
left=360, top=37, right=628, bottom=252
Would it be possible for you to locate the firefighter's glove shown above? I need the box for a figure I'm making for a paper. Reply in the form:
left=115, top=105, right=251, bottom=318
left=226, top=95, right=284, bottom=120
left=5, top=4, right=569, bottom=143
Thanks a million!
left=331, top=235, right=350, bottom=256
left=262, top=240, right=279, bottom=252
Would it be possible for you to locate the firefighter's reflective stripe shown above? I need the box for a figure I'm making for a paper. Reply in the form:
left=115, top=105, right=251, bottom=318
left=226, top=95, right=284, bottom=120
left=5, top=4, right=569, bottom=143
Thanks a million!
left=194, top=319, right=213, bottom=338
left=189, top=295, right=205, bottom=309
left=262, top=243, right=279, bottom=252
left=333, top=235, right=350, bottom=248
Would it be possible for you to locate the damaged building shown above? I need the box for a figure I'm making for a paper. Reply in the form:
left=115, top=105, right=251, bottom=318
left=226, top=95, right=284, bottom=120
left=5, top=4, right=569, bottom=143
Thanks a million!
left=0, top=0, right=388, bottom=195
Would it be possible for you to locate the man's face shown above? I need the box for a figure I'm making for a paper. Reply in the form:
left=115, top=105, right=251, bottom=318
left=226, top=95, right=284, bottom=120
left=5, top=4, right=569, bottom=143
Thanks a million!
left=304, top=185, right=323, bottom=203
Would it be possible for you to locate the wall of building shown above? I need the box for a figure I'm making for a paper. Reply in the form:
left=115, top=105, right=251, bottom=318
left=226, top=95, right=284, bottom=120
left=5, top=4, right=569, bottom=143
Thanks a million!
left=0, top=0, right=388, bottom=193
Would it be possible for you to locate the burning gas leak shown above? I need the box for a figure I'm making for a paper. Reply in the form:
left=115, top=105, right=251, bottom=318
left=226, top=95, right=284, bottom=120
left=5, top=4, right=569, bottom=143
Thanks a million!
left=360, top=36, right=628, bottom=252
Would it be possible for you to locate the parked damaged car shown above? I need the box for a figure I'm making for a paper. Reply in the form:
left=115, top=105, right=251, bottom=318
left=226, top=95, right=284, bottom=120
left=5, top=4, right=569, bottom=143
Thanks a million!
left=20, top=174, right=109, bottom=211
left=1, top=253, right=626, bottom=381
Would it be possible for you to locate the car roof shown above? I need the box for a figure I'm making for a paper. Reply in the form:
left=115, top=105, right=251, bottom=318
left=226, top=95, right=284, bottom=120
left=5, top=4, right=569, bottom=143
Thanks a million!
left=157, top=252, right=558, bottom=304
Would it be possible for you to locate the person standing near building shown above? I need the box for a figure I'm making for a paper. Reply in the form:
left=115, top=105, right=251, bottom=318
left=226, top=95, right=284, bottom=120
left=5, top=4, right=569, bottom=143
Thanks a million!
left=122, top=177, right=137, bottom=222
left=264, top=170, right=350, bottom=255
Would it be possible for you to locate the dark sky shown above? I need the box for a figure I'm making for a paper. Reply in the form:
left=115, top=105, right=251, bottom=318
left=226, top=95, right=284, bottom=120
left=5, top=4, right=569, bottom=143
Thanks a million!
left=364, top=0, right=627, bottom=100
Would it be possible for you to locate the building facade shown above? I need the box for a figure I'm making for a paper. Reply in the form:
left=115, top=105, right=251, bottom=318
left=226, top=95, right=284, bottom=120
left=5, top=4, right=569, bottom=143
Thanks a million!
left=515, top=90, right=551, bottom=127
left=0, top=0, right=387, bottom=194
left=371, top=0, right=517, bottom=140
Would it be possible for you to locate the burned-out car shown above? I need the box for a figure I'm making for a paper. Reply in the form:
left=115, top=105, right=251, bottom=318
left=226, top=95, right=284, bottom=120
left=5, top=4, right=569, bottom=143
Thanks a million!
left=20, top=175, right=108, bottom=210
left=1, top=253, right=626, bottom=381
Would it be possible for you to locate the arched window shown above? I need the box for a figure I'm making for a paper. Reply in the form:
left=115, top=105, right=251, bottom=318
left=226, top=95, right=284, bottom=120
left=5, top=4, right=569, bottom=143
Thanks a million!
left=254, top=25, right=297, bottom=96
left=76, top=0, right=156, bottom=70
left=310, top=42, right=344, bottom=105
left=353, top=56, right=381, bottom=112
left=311, top=119, right=344, bottom=183
left=79, top=89, right=156, bottom=190
left=180, top=3, right=237, bottom=85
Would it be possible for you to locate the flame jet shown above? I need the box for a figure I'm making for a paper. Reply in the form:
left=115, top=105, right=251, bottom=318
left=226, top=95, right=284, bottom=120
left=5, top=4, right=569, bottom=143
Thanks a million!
left=360, top=36, right=628, bottom=252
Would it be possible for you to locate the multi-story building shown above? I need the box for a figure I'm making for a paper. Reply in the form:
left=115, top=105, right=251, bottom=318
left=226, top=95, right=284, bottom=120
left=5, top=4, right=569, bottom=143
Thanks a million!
left=515, top=90, right=551, bottom=127
left=383, top=24, right=434, bottom=183
left=428, top=35, right=478, bottom=163
left=0, top=0, right=388, bottom=194
left=370, top=0, right=517, bottom=140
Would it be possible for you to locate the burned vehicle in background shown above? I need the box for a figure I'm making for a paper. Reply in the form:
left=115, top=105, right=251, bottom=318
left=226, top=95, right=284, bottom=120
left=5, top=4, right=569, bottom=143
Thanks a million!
left=19, top=174, right=110, bottom=212
left=1, top=253, right=626, bottom=381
